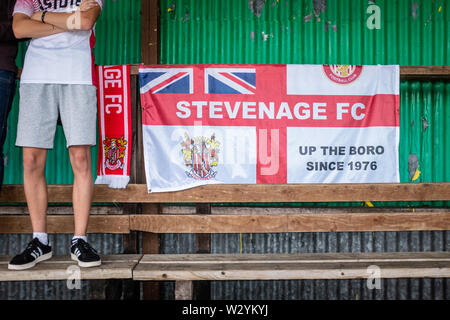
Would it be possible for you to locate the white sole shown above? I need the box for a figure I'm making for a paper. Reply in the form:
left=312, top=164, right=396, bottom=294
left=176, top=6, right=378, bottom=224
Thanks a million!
left=8, top=252, right=53, bottom=270
left=71, top=253, right=102, bottom=268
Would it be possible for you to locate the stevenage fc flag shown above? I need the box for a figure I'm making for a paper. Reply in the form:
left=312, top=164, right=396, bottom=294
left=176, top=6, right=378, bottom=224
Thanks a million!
left=139, top=64, right=399, bottom=193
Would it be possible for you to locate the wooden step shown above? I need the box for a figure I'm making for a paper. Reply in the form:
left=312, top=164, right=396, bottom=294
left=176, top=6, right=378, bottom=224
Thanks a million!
left=1, top=252, right=449, bottom=282
left=0, top=255, right=142, bottom=282
left=133, top=252, right=450, bottom=281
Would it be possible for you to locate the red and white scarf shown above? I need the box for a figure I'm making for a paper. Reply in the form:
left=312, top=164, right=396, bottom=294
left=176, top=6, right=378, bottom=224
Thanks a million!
left=95, top=65, right=132, bottom=189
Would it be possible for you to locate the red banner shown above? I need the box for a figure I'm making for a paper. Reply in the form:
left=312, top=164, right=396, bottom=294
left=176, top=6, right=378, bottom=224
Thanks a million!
left=95, top=65, right=132, bottom=188
left=139, top=64, right=399, bottom=192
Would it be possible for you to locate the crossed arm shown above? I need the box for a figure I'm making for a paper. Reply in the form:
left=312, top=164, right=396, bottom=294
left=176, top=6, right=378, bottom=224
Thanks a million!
left=12, top=0, right=101, bottom=39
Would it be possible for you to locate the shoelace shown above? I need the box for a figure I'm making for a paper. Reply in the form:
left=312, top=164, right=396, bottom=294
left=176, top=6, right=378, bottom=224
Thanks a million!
left=75, top=240, right=98, bottom=255
left=23, top=239, right=41, bottom=257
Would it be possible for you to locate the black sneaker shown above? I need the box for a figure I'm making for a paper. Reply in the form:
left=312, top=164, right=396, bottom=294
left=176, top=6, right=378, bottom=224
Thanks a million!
left=8, top=238, right=52, bottom=270
left=70, top=239, right=101, bottom=267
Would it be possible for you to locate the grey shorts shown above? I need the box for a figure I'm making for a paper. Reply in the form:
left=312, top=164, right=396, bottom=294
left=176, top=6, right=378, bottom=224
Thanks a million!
left=16, top=84, right=97, bottom=149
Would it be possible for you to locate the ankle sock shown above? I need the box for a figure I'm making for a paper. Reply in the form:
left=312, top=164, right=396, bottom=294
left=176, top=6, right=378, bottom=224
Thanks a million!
left=33, top=232, right=48, bottom=246
left=71, top=235, right=87, bottom=246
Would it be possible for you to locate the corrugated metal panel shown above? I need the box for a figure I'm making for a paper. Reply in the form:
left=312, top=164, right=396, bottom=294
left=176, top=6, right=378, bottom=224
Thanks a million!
left=3, top=0, right=142, bottom=185
left=158, top=220, right=450, bottom=300
left=161, top=0, right=448, bottom=65
left=211, top=231, right=450, bottom=299
left=160, top=233, right=198, bottom=300
left=160, top=0, right=450, bottom=192
left=159, top=0, right=450, bottom=299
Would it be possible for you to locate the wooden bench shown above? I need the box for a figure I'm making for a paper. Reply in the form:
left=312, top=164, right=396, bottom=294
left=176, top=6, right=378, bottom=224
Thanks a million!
left=134, top=252, right=450, bottom=280
left=0, top=255, right=141, bottom=282
left=0, top=183, right=449, bottom=299
left=133, top=252, right=450, bottom=299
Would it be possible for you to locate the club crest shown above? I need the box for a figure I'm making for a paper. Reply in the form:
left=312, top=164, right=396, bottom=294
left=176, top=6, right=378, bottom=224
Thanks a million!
left=103, top=136, right=127, bottom=171
left=181, top=133, right=220, bottom=180
left=323, top=64, right=363, bottom=84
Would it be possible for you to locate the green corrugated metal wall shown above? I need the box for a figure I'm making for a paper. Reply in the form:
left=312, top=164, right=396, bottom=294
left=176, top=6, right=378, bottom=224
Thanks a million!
left=3, top=0, right=141, bottom=185
left=4, top=0, right=448, bottom=207
left=161, top=0, right=448, bottom=65
left=160, top=0, right=449, bottom=206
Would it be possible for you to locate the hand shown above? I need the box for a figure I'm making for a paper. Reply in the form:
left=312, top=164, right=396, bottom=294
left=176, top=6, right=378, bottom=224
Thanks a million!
left=79, top=0, right=100, bottom=12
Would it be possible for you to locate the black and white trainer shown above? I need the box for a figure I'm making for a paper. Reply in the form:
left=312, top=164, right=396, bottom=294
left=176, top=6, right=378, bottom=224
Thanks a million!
left=70, top=239, right=101, bottom=267
left=8, top=238, right=52, bottom=270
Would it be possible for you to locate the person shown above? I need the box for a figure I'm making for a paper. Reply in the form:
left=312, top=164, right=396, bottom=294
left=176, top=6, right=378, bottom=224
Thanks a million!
left=8, top=0, right=103, bottom=270
left=0, top=0, right=18, bottom=192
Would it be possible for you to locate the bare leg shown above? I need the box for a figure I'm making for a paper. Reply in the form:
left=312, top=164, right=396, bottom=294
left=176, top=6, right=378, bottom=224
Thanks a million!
left=69, top=145, right=93, bottom=236
left=23, top=147, right=48, bottom=233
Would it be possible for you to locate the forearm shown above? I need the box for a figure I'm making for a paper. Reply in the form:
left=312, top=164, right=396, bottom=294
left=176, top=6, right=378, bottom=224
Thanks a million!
left=13, top=17, right=64, bottom=39
left=41, top=11, right=78, bottom=31
left=12, top=1, right=100, bottom=38
left=39, top=9, right=100, bottom=31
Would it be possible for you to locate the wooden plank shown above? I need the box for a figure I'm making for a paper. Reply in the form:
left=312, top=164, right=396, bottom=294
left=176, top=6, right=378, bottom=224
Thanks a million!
left=0, top=183, right=449, bottom=203
left=137, top=252, right=450, bottom=264
left=119, top=75, right=143, bottom=300
left=175, top=280, right=193, bottom=300
left=210, top=206, right=450, bottom=215
left=121, top=205, right=141, bottom=300
left=142, top=204, right=161, bottom=300
left=130, top=65, right=450, bottom=79
left=17, top=65, right=450, bottom=80
left=129, top=211, right=450, bottom=233
left=194, top=204, right=211, bottom=300
left=0, top=255, right=143, bottom=264
left=133, top=253, right=450, bottom=281
left=400, top=66, right=450, bottom=80
left=0, top=206, right=124, bottom=215
left=195, top=204, right=211, bottom=253
left=154, top=205, right=450, bottom=215
left=0, top=255, right=141, bottom=282
left=130, top=65, right=139, bottom=75
left=157, top=205, right=449, bottom=215
left=133, top=261, right=450, bottom=280
left=141, top=0, right=160, bottom=65
left=0, top=215, right=130, bottom=234
left=129, top=74, right=139, bottom=184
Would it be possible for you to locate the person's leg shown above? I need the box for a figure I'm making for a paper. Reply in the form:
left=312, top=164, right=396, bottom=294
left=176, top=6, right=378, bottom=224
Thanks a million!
left=68, top=145, right=100, bottom=267
left=68, top=145, right=93, bottom=236
left=0, top=70, right=16, bottom=191
left=16, top=84, right=58, bottom=234
left=9, top=84, right=58, bottom=270
left=23, top=147, right=48, bottom=233
left=60, top=84, right=100, bottom=267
